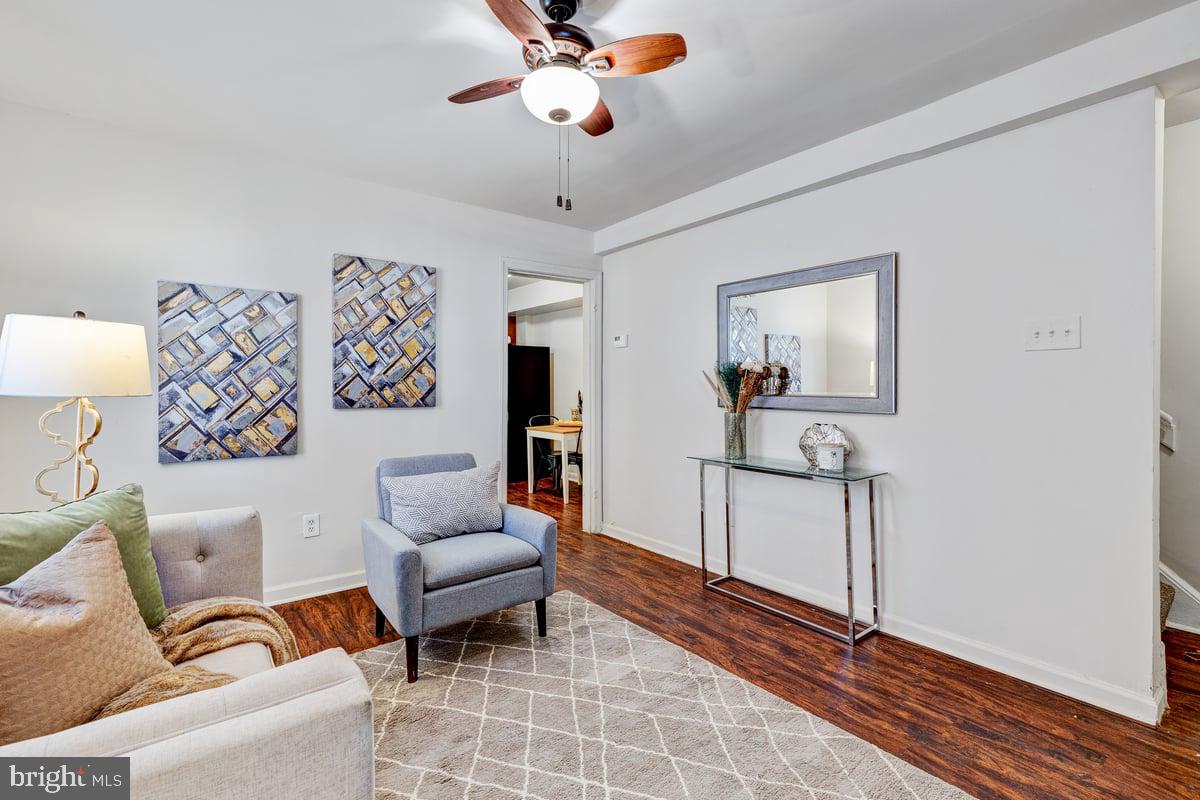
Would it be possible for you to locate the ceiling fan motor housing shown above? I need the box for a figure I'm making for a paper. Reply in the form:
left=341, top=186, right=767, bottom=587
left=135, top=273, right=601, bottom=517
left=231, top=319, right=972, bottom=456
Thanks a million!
left=523, top=22, right=594, bottom=68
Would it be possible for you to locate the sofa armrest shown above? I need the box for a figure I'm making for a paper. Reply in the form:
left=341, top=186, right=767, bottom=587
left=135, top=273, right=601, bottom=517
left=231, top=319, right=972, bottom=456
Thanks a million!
left=361, top=517, right=423, bottom=637
left=0, top=648, right=373, bottom=800
left=500, top=503, right=557, bottom=597
left=148, top=507, right=263, bottom=606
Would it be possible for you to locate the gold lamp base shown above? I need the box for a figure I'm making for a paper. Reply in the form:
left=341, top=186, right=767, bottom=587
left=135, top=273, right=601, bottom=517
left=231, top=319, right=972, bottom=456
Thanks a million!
left=35, top=396, right=102, bottom=505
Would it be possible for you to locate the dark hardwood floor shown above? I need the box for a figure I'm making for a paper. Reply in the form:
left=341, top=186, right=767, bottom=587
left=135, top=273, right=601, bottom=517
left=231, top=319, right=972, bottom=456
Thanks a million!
left=275, top=479, right=1200, bottom=800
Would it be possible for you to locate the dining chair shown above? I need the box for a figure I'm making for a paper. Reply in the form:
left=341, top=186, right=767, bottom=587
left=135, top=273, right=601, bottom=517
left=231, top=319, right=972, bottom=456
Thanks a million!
left=528, top=414, right=562, bottom=492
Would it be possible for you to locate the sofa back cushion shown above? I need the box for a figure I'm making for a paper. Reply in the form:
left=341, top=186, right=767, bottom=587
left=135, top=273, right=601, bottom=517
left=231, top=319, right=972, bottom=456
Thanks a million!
left=0, top=521, right=171, bottom=746
left=0, top=484, right=167, bottom=627
left=381, top=461, right=502, bottom=545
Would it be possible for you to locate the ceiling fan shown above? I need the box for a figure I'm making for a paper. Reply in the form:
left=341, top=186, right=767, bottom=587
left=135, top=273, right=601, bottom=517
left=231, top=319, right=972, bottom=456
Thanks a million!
left=448, top=0, right=687, bottom=137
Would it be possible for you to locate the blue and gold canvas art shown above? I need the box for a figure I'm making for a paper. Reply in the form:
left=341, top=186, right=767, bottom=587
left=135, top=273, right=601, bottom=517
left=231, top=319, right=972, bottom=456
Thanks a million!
left=157, top=281, right=299, bottom=462
left=332, top=254, right=436, bottom=409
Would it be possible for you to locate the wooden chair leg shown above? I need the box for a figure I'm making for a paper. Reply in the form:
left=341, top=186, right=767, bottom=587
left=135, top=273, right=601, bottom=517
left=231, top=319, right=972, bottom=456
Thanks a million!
left=374, top=606, right=386, bottom=637
left=536, top=598, right=547, bottom=637
left=405, top=636, right=419, bottom=683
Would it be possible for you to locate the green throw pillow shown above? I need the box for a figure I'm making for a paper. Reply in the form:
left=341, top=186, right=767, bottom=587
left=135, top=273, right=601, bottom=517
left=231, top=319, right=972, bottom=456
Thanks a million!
left=0, top=484, right=167, bottom=628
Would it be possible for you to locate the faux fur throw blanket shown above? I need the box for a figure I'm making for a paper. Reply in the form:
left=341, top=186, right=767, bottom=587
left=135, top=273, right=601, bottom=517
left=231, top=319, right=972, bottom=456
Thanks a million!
left=95, top=597, right=300, bottom=720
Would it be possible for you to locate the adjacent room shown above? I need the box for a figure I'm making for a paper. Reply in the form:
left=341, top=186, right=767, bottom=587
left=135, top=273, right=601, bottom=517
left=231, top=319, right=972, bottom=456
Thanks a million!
left=506, top=273, right=587, bottom=511
left=2, top=2, right=1200, bottom=798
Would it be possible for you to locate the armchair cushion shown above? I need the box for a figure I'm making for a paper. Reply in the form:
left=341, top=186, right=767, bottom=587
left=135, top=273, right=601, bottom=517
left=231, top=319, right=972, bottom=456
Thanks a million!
left=381, top=461, right=502, bottom=545
left=420, top=532, right=540, bottom=590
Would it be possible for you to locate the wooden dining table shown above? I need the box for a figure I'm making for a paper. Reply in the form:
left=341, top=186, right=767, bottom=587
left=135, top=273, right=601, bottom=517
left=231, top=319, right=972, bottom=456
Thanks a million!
left=526, top=423, right=582, bottom=504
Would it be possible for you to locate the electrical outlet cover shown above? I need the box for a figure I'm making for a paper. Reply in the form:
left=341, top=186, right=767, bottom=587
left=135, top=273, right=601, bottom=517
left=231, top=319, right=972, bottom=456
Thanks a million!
left=302, top=513, right=320, bottom=538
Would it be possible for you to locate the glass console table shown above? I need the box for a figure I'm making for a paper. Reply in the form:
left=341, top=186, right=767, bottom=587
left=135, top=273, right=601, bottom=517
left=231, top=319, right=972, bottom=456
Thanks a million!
left=688, top=455, right=888, bottom=645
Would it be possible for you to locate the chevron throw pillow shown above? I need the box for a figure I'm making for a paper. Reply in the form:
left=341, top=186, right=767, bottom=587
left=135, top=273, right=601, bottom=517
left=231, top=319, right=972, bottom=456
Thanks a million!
left=382, top=461, right=503, bottom=545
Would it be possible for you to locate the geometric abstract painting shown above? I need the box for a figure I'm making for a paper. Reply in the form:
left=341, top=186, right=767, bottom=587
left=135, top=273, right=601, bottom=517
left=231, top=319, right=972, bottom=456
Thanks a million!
left=157, top=281, right=299, bottom=463
left=728, top=305, right=759, bottom=364
left=765, top=333, right=802, bottom=395
left=332, top=253, right=436, bottom=409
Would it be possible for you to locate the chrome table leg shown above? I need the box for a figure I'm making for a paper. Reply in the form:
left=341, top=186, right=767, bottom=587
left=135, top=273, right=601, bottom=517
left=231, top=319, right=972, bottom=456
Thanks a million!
left=844, top=483, right=855, bottom=644
left=724, top=465, right=733, bottom=579
left=699, top=461, right=707, bottom=586
left=868, top=479, right=880, bottom=632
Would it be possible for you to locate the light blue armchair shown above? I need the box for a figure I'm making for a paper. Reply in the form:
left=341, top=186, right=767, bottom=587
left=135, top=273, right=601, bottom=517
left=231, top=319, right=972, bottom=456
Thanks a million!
left=362, top=453, right=557, bottom=682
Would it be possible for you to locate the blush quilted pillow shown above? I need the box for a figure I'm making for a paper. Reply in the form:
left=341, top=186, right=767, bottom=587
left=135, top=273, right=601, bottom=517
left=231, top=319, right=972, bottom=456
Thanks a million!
left=0, top=521, right=171, bottom=745
left=382, top=461, right=503, bottom=545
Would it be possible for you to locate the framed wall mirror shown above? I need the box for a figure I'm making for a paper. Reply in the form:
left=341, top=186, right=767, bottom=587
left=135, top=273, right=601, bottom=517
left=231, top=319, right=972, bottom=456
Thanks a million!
left=717, top=253, right=896, bottom=414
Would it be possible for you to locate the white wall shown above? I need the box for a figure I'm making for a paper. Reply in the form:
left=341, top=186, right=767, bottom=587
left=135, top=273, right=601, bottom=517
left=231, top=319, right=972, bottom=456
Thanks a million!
left=516, top=302, right=584, bottom=423
left=0, top=100, right=597, bottom=602
left=602, top=89, right=1162, bottom=721
left=1162, top=118, right=1200, bottom=592
left=825, top=277, right=877, bottom=395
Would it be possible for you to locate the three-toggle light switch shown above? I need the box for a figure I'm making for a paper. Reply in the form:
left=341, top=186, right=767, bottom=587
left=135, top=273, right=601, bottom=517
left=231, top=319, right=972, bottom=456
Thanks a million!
left=1025, top=315, right=1081, bottom=351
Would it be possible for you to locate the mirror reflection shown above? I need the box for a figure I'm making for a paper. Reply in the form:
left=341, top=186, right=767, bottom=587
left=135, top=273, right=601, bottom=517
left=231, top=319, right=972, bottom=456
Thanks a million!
left=728, top=273, right=878, bottom=398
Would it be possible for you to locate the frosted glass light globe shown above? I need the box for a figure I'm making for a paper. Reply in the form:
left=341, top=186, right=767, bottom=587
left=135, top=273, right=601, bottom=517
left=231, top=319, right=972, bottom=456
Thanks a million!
left=520, top=65, right=599, bottom=125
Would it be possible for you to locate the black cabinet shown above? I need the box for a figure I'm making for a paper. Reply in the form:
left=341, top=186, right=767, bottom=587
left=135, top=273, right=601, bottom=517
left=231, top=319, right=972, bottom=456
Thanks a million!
left=508, top=344, right=551, bottom=479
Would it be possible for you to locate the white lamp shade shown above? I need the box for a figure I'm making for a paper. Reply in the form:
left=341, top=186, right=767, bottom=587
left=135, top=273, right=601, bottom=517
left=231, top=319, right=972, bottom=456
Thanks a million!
left=519, top=65, right=599, bottom=125
left=0, top=314, right=152, bottom=398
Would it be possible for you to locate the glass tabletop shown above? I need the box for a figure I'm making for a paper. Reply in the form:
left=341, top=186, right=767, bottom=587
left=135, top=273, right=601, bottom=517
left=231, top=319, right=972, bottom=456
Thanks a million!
left=687, top=455, right=887, bottom=483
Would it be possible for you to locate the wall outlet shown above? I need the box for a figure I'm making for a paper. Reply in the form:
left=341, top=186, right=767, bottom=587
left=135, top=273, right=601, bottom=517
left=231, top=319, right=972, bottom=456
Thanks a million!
left=612, top=333, right=629, bottom=348
left=1024, top=315, right=1081, bottom=351
left=302, top=513, right=321, bottom=538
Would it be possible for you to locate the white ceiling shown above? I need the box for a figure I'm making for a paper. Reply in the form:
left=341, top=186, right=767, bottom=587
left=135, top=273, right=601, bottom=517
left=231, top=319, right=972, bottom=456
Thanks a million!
left=507, top=274, right=543, bottom=290
left=0, top=0, right=1188, bottom=231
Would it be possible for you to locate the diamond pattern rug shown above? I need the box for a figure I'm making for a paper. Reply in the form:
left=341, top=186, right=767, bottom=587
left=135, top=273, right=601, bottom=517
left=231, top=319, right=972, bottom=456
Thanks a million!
left=354, top=592, right=972, bottom=800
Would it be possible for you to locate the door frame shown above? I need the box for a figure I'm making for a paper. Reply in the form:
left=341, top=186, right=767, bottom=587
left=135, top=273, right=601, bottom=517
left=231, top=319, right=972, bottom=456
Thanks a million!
left=498, top=257, right=603, bottom=533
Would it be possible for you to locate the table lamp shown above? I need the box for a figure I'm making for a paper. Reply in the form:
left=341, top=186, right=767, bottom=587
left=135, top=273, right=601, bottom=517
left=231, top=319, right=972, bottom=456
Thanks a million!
left=0, top=312, right=152, bottom=504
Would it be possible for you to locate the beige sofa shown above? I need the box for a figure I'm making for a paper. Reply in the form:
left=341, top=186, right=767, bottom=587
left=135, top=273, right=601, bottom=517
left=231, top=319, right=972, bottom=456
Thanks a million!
left=0, top=507, right=374, bottom=800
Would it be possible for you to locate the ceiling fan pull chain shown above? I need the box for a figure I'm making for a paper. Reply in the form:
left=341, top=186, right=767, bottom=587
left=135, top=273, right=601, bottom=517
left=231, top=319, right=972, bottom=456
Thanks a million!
left=556, top=125, right=563, bottom=208
left=565, top=126, right=573, bottom=212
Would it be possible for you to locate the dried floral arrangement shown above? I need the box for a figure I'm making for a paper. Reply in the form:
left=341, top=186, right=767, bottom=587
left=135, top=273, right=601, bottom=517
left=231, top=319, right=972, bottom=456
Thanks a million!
left=703, top=359, right=775, bottom=413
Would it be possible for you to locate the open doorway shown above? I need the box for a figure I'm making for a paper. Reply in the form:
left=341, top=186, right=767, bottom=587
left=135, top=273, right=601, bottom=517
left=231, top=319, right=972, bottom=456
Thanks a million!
left=1161, top=89, right=1200, bottom=636
left=499, top=258, right=601, bottom=533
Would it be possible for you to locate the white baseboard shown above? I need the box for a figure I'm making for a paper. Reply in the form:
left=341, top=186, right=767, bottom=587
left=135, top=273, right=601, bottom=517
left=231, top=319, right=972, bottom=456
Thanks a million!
left=882, top=611, right=1163, bottom=725
left=601, top=521, right=1162, bottom=725
left=265, top=570, right=366, bottom=606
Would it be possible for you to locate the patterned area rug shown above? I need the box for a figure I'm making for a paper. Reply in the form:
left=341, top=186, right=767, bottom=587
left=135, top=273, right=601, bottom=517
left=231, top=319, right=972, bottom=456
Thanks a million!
left=354, top=592, right=972, bottom=800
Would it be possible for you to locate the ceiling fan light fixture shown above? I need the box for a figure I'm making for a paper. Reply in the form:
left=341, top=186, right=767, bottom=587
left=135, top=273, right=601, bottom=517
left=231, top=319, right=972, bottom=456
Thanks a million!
left=519, top=64, right=599, bottom=125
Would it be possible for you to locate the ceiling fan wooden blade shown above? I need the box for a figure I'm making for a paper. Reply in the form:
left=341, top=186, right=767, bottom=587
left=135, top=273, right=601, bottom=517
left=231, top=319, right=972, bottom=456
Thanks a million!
left=578, top=99, right=614, bottom=136
left=484, top=0, right=556, bottom=57
left=448, top=75, right=526, bottom=104
left=584, top=33, right=687, bottom=77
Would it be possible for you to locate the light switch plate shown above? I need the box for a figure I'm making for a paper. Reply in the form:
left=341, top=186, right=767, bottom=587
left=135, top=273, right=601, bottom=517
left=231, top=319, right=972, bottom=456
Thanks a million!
left=1025, top=315, right=1081, bottom=351
left=1161, top=411, right=1178, bottom=452
left=612, top=334, right=629, bottom=349
left=302, top=513, right=320, bottom=538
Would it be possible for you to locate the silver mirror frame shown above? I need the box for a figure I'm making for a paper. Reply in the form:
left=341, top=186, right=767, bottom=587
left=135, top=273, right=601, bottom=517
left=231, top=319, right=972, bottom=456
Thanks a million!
left=717, top=252, right=896, bottom=414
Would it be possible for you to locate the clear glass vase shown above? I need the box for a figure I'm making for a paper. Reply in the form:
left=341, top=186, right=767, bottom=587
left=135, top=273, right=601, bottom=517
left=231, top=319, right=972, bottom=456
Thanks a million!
left=724, top=412, right=746, bottom=460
